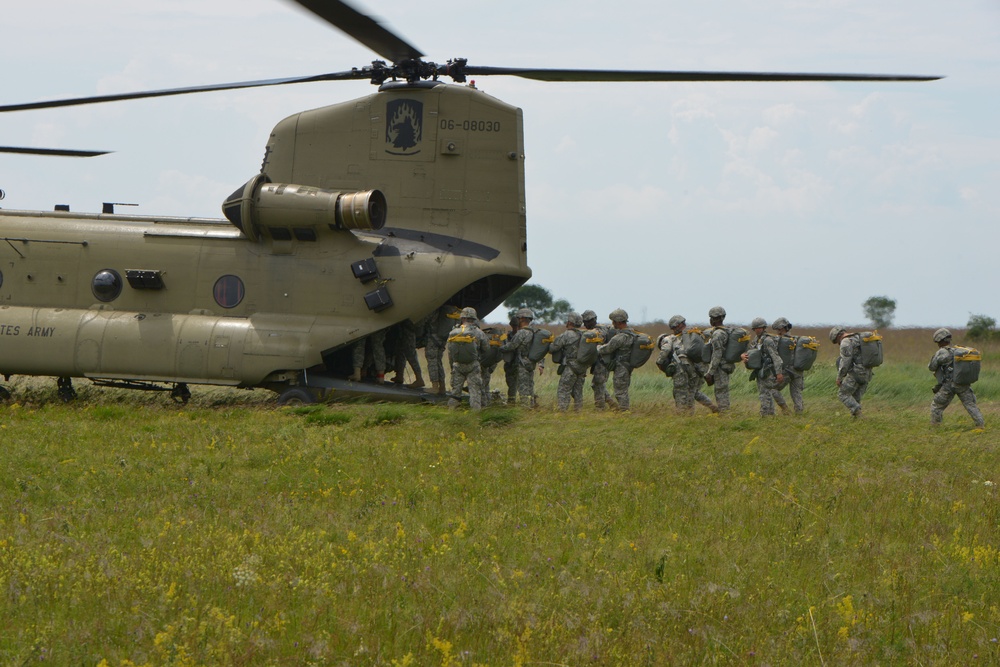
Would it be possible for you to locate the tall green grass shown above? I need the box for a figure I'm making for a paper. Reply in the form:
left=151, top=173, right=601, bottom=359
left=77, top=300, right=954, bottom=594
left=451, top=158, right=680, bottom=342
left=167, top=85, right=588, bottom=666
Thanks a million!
left=1, top=329, right=997, bottom=665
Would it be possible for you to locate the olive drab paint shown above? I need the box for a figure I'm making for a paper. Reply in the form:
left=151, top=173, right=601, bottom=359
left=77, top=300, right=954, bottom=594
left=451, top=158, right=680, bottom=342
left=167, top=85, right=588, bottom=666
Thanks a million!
left=0, top=82, right=532, bottom=398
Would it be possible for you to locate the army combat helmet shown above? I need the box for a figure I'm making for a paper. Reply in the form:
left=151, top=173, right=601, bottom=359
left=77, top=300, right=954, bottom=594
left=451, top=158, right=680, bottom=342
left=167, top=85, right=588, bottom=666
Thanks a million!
left=772, top=317, right=791, bottom=331
left=750, top=317, right=767, bottom=330
left=516, top=307, right=534, bottom=321
left=668, top=315, right=686, bottom=331
left=609, top=308, right=629, bottom=323
left=460, top=307, right=478, bottom=320
left=829, top=326, right=847, bottom=344
left=581, top=310, right=598, bottom=321
left=933, top=327, right=952, bottom=343
left=708, top=306, right=726, bottom=319
left=566, top=311, right=584, bottom=327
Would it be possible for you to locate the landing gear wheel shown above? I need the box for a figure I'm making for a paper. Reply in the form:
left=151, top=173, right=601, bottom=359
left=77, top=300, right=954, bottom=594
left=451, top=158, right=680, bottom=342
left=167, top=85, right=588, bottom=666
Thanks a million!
left=171, top=383, right=191, bottom=404
left=57, top=377, right=77, bottom=403
left=276, top=387, right=317, bottom=406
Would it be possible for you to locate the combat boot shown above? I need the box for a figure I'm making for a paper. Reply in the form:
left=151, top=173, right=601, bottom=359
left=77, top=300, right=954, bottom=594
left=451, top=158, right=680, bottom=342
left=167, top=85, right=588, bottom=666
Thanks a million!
left=375, top=373, right=385, bottom=385
left=407, top=369, right=425, bottom=389
left=348, top=368, right=362, bottom=382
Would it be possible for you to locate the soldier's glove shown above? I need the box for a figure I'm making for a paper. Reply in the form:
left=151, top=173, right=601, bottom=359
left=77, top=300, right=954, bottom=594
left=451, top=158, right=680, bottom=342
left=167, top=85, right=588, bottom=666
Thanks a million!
left=705, top=374, right=714, bottom=386
left=932, top=383, right=942, bottom=393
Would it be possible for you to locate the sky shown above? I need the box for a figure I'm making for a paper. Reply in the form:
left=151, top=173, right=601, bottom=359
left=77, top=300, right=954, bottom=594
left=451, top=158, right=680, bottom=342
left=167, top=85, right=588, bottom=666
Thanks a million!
left=2, top=0, right=998, bottom=327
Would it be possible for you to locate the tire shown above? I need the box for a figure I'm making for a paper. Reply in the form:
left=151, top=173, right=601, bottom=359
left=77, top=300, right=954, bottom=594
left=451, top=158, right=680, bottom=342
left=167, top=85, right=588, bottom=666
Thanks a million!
left=276, top=387, right=316, bottom=406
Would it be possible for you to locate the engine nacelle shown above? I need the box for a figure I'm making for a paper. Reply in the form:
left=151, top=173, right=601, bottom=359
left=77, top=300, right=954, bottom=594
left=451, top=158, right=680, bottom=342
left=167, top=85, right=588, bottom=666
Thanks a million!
left=222, top=174, right=387, bottom=242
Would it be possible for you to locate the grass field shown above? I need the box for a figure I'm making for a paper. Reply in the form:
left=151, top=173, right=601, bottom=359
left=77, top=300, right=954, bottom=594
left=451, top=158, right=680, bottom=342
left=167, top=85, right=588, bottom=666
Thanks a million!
left=1, top=328, right=997, bottom=665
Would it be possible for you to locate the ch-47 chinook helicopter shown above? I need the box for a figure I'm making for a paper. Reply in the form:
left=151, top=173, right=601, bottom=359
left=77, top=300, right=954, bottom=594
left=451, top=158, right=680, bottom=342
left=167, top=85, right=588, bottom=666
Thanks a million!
left=0, top=0, right=938, bottom=405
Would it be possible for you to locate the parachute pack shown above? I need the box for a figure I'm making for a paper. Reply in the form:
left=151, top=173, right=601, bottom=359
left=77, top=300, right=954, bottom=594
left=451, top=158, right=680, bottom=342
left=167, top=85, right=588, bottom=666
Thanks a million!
left=447, top=324, right=480, bottom=364
left=576, top=329, right=604, bottom=368
left=744, top=347, right=763, bottom=370
left=706, top=326, right=750, bottom=364
left=683, top=328, right=708, bottom=363
left=480, top=327, right=505, bottom=367
left=629, top=331, right=656, bottom=369
left=549, top=330, right=580, bottom=365
left=527, top=328, right=554, bottom=363
left=792, top=336, right=820, bottom=371
left=435, top=305, right=462, bottom=339
left=952, top=346, right=981, bottom=385
left=858, top=331, right=884, bottom=368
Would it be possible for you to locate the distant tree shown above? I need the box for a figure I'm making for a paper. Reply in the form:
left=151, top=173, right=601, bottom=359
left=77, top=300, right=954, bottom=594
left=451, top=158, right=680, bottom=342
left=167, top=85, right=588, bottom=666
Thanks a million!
left=862, top=296, right=897, bottom=329
left=966, top=314, right=997, bottom=342
left=503, top=284, right=574, bottom=324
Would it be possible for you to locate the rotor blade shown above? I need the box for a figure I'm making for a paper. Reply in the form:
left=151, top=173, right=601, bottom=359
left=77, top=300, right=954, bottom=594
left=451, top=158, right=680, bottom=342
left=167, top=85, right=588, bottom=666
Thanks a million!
left=0, top=146, right=111, bottom=157
left=291, top=0, right=423, bottom=63
left=0, top=70, right=368, bottom=113
left=461, top=67, right=943, bottom=83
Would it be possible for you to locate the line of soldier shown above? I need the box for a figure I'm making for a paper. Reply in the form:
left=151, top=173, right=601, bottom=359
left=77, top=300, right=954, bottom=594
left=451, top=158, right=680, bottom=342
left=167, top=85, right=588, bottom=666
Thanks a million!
left=353, top=304, right=986, bottom=428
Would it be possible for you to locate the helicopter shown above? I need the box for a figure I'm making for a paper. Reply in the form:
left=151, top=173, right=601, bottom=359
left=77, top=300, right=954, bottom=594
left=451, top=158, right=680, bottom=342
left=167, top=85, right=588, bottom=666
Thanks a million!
left=0, top=0, right=939, bottom=405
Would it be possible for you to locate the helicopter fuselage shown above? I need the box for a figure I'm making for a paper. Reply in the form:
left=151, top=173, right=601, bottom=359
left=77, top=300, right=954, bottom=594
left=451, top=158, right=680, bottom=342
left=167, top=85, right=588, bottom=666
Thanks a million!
left=0, top=81, right=531, bottom=398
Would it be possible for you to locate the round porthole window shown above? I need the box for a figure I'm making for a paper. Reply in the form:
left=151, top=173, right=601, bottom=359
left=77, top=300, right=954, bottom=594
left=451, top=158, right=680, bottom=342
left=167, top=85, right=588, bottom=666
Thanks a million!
left=213, top=274, right=245, bottom=309
left=92, top=269, right=123, bottom=302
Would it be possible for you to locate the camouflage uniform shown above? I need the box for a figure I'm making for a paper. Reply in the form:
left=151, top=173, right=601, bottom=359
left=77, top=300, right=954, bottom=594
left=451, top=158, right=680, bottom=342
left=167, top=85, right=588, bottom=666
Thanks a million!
left=772, top=319, right=804, bottom=414
left=503, top=318, right=520, bottom=404
left=835, top=332, right=872, bottom=417
left=749, top=330, right=787, bottom=416
left=550, top=327, right=586, bottom=411
left=583, top=310, right=615, bottom=409
left=424, top=307, right=460, bottom=391
left=597, top=310, right=635, bottom=410
left=657, top=332, right=716, bottom=414
left=500, top=315, right=539, bottom=407
left=929, top=343, right=985, bottom=428
left=391, top=318, right=424, bottom=387
left=704, top=326, right=737, bottom=413
left=446, top=318, right=490, bottom=410
left=351, top=329, right=387, bottom=380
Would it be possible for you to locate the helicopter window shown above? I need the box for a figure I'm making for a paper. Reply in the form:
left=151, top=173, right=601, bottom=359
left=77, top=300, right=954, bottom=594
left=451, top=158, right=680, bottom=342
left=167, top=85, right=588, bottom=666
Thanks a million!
left=92, top=269, right=123, bottom=302
left=268, top=227, right=292, bottom=241
left=293, top=228, right=317, bottom=242
left=213, top=275, right=245, bottom=309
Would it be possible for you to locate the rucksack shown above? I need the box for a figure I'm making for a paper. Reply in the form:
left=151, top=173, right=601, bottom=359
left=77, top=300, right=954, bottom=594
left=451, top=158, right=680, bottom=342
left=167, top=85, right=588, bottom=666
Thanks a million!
left=952, top=346, right=981, bottom=384
left=858, top=331, right=883, bottom=368
left=792, top=336, right=820, bottom=371
left=576, top=329, right=603, bottom=367
left=744, top=347, right=763, bottom=370
left=447, top=325, right=479, bottom=364
left=629, top=331, right=655, bottom=368
left=527, top=327, right=554, bottom=363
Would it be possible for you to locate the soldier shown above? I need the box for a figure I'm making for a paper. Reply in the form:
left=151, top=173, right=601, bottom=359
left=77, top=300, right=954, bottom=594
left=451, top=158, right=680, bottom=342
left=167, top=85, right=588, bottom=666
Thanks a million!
left=348, top=329, right=387, bottom=383
left=503, top=315, right=520, bottom=405
left=582, top=309, right=617, bottom=410
left=657, top=315, right=717, bottom=414
left=703, top=306, right=737, bottom=413
left=929, top=328, right=985, bottom=428
left=424, top=306, right=457, bottom=395
left=389, top=318, right=425, bottom=388
left=596, top=308, right=636, bottom=411
left=772, top=317, right=804, bottom=413
left=479, top=324, right=504, bottom=407
left=550, top=311, right=587, bottom=411
left=742, top=317, right=787, bottom=416
left=500, top=307, right=541, bottom=407
left=830, top=326, right=870, bottom=418
left=446, top=307, right=490, bottom=410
